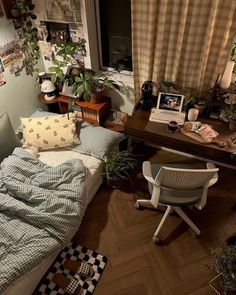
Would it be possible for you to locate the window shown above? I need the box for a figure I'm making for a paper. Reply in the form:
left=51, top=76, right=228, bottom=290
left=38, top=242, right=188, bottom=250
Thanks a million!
left=95, top=0, right=132, bottom=72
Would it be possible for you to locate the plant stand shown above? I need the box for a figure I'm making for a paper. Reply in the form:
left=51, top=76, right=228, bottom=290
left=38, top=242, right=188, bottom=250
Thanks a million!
left=209, top=273, right=225, bottom=294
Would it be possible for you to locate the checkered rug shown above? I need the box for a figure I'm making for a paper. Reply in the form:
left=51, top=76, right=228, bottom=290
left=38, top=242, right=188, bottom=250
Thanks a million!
left=34, top=244, right=108, bottom=295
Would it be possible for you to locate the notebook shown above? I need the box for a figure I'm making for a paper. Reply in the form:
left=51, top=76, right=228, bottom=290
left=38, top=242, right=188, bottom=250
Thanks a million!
left=149, top=92, right=185, bottom=124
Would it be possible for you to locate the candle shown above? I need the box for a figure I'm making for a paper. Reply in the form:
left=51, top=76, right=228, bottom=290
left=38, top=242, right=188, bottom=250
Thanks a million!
left=188, top=108, right=199, bottom=121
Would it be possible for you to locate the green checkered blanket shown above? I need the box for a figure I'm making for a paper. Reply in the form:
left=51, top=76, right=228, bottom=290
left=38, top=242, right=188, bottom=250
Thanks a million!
left=0, top=148, right=87, bottom=293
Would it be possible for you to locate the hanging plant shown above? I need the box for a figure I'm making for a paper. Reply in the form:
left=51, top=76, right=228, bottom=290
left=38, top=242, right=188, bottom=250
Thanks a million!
left=15, top=0, right=40, bottom=75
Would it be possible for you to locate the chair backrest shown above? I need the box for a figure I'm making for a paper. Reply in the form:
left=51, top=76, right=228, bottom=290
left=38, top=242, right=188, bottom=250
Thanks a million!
left=156, top=166, right=218, bottom=190
left=150, top=165, right=218, bottom=209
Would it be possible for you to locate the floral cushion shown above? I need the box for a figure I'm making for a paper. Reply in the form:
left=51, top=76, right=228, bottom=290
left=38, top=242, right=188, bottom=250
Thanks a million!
left=20, top=113, right=80, bottom=151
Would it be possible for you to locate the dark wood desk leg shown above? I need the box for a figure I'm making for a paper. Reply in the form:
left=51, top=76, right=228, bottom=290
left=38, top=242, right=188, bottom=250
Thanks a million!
left=127, top=136, right=133, bottom=152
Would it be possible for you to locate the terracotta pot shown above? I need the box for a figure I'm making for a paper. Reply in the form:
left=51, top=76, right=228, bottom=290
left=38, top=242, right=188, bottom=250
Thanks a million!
left=229, top=119, right=236, bottom=132
left=88, top=90, right=104, bottom=104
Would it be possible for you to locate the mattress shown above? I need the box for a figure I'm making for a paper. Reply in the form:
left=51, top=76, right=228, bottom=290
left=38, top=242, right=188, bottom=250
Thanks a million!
left=3, top=149, right=104, bottom=295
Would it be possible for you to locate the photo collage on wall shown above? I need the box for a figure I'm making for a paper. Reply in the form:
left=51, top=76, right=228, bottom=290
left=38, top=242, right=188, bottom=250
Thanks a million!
left=35, top=0, right=84, bottom=70
left=0, top=0, right=84, bottom=86
left=0, top=0, right=6, bottom=86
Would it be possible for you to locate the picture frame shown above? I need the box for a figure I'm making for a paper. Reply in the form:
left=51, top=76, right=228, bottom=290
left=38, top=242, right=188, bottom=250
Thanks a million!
left=59, top=81, right=77, bottom=98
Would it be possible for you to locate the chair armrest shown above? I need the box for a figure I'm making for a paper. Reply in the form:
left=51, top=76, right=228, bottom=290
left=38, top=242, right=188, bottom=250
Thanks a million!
left=142, top=161, right=156, bottom=185
left=206, top=162, right=218, bottom=187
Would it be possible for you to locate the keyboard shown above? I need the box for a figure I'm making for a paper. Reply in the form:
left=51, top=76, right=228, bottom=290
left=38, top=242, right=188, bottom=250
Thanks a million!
left=149, top=109, right=185, bottom=125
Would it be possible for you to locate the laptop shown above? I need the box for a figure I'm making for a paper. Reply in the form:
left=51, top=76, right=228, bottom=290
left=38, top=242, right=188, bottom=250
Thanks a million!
left=149, top=92, right=185, bottom=124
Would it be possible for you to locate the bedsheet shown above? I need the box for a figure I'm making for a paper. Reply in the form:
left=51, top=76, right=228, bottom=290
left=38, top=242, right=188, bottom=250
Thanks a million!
left=0, top=148, right=87, bottom=293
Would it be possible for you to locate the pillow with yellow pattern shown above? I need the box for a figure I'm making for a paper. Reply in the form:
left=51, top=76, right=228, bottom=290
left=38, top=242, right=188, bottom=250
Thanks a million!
left=20, top=113, right=80, bottom=151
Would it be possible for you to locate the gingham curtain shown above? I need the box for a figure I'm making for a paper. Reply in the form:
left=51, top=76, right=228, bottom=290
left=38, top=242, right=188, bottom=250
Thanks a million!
left=131, top=0, right=236, bottom=99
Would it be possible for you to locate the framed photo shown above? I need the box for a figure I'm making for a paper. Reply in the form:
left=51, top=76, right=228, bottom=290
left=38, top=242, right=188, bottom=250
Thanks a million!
left=60, top=82, right=77, bottom=98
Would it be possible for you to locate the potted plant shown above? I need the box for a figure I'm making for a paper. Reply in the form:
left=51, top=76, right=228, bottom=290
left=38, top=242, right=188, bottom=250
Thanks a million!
left=103, top=150, right=139, bottom=188
left=14, top=0, right=40, bottom=75
left=222, top=105, right=236, bottom=131
left=73, top=68, right=120, bottom=103
left=211, top=245, right=236, bottom=294
left=48, top=38, right=87, bottom=91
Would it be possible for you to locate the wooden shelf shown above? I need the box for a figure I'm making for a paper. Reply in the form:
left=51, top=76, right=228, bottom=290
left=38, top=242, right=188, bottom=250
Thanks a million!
left=38, top=92, right=58, bottom=104
left=57, top=95, right=111, bottom=126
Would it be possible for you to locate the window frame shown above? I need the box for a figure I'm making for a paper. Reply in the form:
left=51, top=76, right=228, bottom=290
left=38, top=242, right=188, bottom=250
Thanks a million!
left=94, top=0, right=133, bottom=76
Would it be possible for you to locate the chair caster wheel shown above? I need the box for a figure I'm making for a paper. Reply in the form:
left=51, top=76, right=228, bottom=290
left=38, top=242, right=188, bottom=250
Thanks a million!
left=134, top=202, right=141, bottom=210
left=153, top=236, right=161, bottom=245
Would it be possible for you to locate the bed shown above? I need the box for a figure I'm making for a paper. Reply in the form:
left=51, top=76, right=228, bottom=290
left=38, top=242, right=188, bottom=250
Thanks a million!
left=0, top=111, right=124, bottom=295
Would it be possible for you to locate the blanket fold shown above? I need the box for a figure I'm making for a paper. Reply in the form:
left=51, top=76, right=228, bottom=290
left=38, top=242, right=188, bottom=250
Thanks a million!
left=0, top=148, right=87, bottom=293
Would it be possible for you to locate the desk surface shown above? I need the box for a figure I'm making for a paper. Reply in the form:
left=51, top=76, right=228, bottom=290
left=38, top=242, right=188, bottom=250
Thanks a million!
left=125, top=108, right=236, bottom=168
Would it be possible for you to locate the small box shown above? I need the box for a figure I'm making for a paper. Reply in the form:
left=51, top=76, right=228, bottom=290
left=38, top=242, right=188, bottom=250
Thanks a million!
left=105, top=110, right=128, bottom=132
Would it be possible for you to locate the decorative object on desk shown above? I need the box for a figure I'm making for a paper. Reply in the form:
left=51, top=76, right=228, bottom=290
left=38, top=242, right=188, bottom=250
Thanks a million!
left=41, top=80, right=56, bottom=101
left=194, top=98, right=207, bottom=115
left=227, top=133, right=236, bottom=149
left=60, top=81, right=77, bottom=98
left=225, top=94, right=236, bottom=105
left=181, top=86, right=200, bottom=113
left=222, top=104, right=236, bottom=131
left=210, top=105, right=222, bottom=119
left=167, top=121, right=180, bottom=132
left=187, top=108, right=199, bottom=121
left=181, top=123, right=225, bottom=148
left=219, top=61, right=235, bottom=89
left=105, top=109, right=128, bottom=132
left=140, top=80, right=154, bottom=111
left=103, top=150, right=139, bottom=188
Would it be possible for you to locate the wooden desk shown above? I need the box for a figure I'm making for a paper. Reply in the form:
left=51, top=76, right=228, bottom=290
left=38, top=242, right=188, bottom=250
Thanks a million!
left=124, top=108, right=236, bottom=169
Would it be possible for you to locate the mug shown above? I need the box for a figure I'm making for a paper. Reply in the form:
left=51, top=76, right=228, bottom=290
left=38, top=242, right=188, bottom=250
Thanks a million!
left=168, top=121, right=179, bottom=132
left=188, top=108, right=199, bottom=121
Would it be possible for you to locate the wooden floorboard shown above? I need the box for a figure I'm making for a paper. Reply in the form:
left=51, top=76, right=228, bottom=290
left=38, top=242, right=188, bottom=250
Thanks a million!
left=73, top=148, right=236, bottom=295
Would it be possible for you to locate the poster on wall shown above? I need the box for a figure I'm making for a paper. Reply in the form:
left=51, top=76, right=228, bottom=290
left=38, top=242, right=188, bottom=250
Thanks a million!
left=0, top=1, right=4, bottom=17
left=45, top=0, right=74, bottom=22
left=70, top=0, right=81, bottom=23
left=0, top=58, right=5, bottom=73
left=0, top=73, right=6, bottom=86
left=0, top=41, right=24, bottom=76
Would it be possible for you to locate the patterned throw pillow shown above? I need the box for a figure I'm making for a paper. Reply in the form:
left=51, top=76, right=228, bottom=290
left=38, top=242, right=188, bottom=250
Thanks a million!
left=20, top=113, right=80, bottom=151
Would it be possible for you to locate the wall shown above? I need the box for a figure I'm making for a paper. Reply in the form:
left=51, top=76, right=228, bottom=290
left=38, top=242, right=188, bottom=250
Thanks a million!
left=0, top=17, right=44, bottom=129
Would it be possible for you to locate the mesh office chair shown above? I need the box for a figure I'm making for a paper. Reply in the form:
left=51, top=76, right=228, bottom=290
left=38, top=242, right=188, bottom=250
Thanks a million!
left=135, top=161, right=219, bottom=244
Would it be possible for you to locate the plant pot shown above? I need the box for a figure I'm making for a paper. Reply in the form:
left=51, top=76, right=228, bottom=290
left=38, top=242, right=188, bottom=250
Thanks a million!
left=106, top=175, right=124, bottom=188
left=229, top=119, right=236, bottom=132
left=89, top=90, right=104, bottom=104
left=194, top=103, right=207, bottom=115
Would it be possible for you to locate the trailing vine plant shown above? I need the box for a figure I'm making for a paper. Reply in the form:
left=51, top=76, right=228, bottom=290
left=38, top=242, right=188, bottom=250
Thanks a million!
left=16, top=0, right=40, bottom=75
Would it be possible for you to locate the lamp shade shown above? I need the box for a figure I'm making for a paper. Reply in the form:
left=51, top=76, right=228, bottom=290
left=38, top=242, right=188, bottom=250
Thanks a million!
left=41, top=80, right=56, bottom=93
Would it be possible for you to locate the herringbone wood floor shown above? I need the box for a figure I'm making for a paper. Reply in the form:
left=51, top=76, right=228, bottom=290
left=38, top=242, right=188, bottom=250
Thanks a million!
left=73, top=147, right=236, bottom=295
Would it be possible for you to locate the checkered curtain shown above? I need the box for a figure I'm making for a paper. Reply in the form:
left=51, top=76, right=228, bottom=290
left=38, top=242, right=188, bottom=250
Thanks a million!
left=131, top=0, right=236, bottom=99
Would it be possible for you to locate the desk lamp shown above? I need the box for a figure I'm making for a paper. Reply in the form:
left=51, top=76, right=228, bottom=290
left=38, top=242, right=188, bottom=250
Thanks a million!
left=41, top=80, right=56, bottom=101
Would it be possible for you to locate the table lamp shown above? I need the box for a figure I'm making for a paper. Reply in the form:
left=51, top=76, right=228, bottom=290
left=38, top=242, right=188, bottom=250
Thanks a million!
left=41, top=80, right=56, bottom=101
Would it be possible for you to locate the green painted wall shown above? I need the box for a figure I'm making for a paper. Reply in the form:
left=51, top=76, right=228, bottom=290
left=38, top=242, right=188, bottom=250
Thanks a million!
left=0, top=17, right=45, bottom=129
